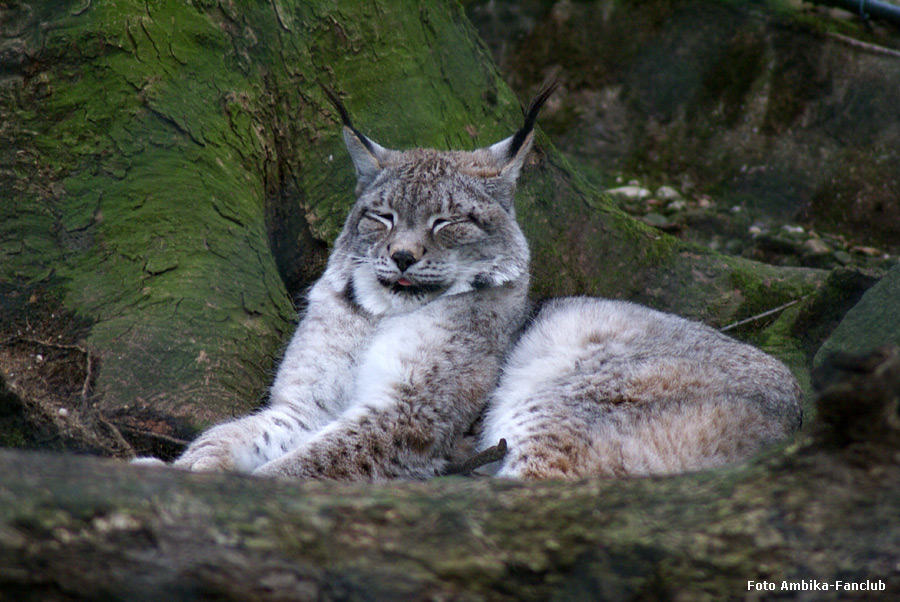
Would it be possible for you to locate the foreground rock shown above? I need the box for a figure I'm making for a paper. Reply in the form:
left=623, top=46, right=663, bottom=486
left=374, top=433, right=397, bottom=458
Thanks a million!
left=1, top=347, right=898, bottom=600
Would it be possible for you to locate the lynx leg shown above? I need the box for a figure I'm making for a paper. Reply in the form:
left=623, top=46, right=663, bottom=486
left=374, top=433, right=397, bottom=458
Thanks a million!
left=483, top=297, right=801, bottom=480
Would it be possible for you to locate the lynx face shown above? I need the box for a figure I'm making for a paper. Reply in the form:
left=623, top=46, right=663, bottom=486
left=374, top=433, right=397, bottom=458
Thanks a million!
left=322, top=85, right=556, bottom=316
left=343, top=149, right=530, bottom=315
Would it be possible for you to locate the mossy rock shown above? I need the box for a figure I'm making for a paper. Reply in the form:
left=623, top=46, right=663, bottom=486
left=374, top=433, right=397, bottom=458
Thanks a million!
left=814, top=264, right=900, bottom=365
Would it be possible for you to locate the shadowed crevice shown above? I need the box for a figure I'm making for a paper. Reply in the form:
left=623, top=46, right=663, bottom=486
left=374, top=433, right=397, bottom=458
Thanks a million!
left=263, top=167, right=330, bottom=306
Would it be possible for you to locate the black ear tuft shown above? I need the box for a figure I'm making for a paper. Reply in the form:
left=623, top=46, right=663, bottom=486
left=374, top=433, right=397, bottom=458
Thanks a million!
left=506, top=79, right=559, bottom=160
left=319, top=83, right=379, bottom=156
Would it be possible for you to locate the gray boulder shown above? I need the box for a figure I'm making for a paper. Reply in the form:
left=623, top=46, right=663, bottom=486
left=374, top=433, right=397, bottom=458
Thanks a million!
left=815, top=264, right=900, bottom=365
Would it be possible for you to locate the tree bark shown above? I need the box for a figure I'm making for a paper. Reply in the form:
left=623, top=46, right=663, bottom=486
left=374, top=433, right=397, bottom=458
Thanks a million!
left=0, top=0, right=832, bottom=456
left=1, top=346, right=898, bottom=601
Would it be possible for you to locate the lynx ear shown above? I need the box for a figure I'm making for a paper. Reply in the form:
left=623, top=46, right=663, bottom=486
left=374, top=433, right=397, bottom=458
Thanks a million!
left=486, top=132, right=533, bottom=189
left=321, top=86, right=393, bottom=193
left=486, top=80, right=558, bottom=186
left=342, top=127, right=391, bottom=192
left=476, top=81, right=557, bottom=211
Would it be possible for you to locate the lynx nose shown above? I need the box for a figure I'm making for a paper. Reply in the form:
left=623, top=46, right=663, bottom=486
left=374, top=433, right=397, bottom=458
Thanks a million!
left=391, top=250, right=418, bottom=272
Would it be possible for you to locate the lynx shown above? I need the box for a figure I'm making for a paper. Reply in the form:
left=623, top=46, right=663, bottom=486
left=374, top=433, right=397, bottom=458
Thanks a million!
left=169, top=85, right=801, bottom=480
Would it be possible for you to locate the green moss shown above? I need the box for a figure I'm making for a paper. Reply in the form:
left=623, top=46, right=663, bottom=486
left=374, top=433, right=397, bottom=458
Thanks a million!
left=520, top=145, right=683, bottom=301
left=1, top=0, right=561, bottom=431
left=815, top=264, right=900, bottom=365
left=2, top=2, right=294, bottom=424
left=754, top=305, right=814, bottom=409
left=3, top=0, right=829, bottom=442
left=726, top=263, right=814, bottom=320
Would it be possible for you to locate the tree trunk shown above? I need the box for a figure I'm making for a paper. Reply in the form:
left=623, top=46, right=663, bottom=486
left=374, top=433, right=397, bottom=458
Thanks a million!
left=0, top=0, right=834, bottom=457
left=1, top=346, right=898, bottom=601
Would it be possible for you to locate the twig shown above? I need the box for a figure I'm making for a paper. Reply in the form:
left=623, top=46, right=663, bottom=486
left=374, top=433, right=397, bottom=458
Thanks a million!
left=96, top=413, right=135, bottom=455
left=13, top=336, right=94, bottom=404
left=445, top=439, right=508, bottom=476
left=825, top=32, right=900, bottom=59
left=118, top=425, right=190, bottom=449
left=719, top=297, right=807, bottom=332
left=15, top=336, right=86, bottom=354
left=81, top=352, right=93, bottom=403
left=9, top=334, right=133, bottom=456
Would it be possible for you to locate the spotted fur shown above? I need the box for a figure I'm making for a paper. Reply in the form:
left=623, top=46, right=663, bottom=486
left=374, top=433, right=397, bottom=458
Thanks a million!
left=479, top=297, right=801, bottom=479
left=173, top=86, right=801, bottom=481
left=173, top=90, right=537, bottom=479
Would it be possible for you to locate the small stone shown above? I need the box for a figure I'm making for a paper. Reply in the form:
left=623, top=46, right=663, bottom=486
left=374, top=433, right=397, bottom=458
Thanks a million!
left=696, top=197, right=712, bottom=209
left=665, top=199, right=687, bottom=213
left=851, top=246, right=880, bottom=257
left=782, top=225, right=805, bottom=236
left=58, top=408, right=69, bottom=417
left=642, top=212, right=671, bottom=228
left=834, top=250, right=852, bottom=265
left=655, top=185, right=682, bottom=201
left=748, top=225, right=763, bottom=237
left=606, top=186, right=651, bottom=201
left=801, top=238, right=831, bottom=257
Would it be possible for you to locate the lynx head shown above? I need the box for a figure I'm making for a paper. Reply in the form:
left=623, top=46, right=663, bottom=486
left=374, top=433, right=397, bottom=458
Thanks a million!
left=325, top=85, right=555, bottom=316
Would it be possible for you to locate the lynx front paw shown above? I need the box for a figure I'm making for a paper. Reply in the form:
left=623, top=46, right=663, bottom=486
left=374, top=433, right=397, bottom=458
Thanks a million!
left=173, top=421, right=257, bottom=473
left=131, top=456, right=168, bottom=467
left=173, top=444, right=238, bottom=472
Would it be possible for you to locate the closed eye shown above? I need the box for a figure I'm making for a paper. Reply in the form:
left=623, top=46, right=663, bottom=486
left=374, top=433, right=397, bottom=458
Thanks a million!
left=430, top=216, right=469, bottom=233
left=431, top=218, right=451, bottom=233
left=366, top=211, right=395, bottom=229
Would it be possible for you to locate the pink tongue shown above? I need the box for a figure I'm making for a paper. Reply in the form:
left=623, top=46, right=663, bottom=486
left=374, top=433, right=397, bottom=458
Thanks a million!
left=397, top=277, right=412, bottom=287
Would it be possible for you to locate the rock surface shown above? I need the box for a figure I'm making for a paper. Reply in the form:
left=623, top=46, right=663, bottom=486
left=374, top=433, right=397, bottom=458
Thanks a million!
left=603, top=181, right=896, bottom=272
left=815, top=264, right=900, bottom=366
left=467, top=0, right=900, bottom=251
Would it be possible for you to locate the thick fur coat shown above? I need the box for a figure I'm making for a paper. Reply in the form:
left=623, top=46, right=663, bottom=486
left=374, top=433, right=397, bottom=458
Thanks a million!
left=170, top=87, right=801, bottom=480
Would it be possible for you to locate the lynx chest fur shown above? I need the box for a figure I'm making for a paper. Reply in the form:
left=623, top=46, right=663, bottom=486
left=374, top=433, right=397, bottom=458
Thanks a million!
left=171, top=86, right=801, bottom=481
